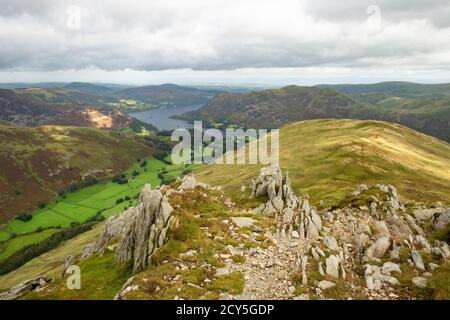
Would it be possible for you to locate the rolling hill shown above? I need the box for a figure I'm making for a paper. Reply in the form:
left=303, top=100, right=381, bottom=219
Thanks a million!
left=194, top=119, right=450, bottom=207
left=0, top=124, right=156, bottom=223
left=116, top=83, right=217, bottom=108
left=0, top=88, right=154, bottom=131
left=318, top=81, right=450, bottom=98
left=63, top=82, right=114, bottom=94
left=181, top=85, right=380, bottom=128
left=180, top=85, right=450, bottom=142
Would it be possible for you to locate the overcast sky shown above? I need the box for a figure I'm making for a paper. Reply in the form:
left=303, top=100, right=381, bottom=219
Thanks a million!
left=1, top=0, right=450, bottom=85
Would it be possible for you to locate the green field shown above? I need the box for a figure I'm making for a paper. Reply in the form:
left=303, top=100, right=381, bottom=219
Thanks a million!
left=0, top=158, right=186, bottom=262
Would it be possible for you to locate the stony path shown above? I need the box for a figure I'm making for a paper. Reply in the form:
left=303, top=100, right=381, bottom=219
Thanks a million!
left=234, top=233, right=300, bottom=300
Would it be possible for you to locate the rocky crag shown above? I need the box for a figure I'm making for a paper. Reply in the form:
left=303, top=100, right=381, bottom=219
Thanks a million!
left=3, top=170, right=449, bottom=300
left=237, top=167, right=449, bottom=299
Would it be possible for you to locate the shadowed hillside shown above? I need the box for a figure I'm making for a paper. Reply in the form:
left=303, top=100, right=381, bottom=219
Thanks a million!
left=0, top=124, right=156, bottom=223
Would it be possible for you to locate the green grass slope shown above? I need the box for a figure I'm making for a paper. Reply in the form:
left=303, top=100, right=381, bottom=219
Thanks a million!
left=194, top=119, right=450, bottom=207
left=0, top=124, right=156, bottom=224
left=0, top=158, right=186, bottom=263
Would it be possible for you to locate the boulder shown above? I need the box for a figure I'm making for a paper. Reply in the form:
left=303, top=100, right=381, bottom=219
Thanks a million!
left=325, top=255, right=340, bottom=278
left=364, top=236, right=391, bottom=261
left=324, top=236, right=339, bottom=251
left=381, top=262, right=401, bottom=275
left=231, top=217, right=256, bottom=228
left=432, top=209, right=450, bottom=231
left=0, top=276, right=51, bottom=300
left=318, top=280, right=335, bottom=290
left=412, top=276, right=428, bottom=288
left=411, top=251, right=425, bottom=271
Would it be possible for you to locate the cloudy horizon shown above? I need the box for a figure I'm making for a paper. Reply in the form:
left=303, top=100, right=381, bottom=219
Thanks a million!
left=1, top=0, right=450, bottom=85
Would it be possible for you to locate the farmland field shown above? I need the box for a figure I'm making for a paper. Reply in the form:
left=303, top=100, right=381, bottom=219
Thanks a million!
left=0, top=158, right=187, bottom=262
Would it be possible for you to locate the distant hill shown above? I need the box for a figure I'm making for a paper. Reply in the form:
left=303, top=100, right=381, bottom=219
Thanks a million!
left=0, top=89, right=136, bottom=129
left=116, top=83, right=217, bottom=108
left=195, top=119, right=450, bottom=207
left=317, top=81, right=450, bottom=98
left=63, top=82, right=114, bottom=94
left=180, top=85, right=383, bottom=128
left=180, top=85, right=450, bottom=142
left=0, top=124, right=156, bottom=223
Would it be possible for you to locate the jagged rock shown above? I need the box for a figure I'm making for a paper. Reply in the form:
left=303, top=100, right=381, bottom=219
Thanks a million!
left=318, top=280, right=335, bottom=290
left=381, top=262, right=401, bottom=275
left=385, top=215, right=413, bottom=241
left=325, top=255, right=340, bottom=278
left=86, top=184, right=175, bottom=273
left=291, top=230, right=300, bottom=239
left=412, top=276, right=428, bottom=288
left=306, top=218, right=320, bottom=240
left=381, top=275, right=399, bottom=286
left=62, top=255, right=75, bottom=276
left=355, top=234, right=370, bottom=254
left=324, top=236, right=339, bottom=251
left=405, top=215, right=425, bottom=237
left=318, top=262, right=325, bottom=276
left=415, top=235, right=431, bottom=252
left=364, top=265, right=382, bottom=290
left=373, top=221, right=391, bottom=238
left=364, top=236, right=391, bottom=261
left=432, top=209, right=450, bottom=231
left=0, top=276, right=51, bottom=300
left=178, top=174, right=208, bottom=191
left=411, top=251, right=425, bottom=271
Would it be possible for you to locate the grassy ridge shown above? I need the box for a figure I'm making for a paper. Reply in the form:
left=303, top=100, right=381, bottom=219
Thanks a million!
left=194, top=119, right=450, bottom=207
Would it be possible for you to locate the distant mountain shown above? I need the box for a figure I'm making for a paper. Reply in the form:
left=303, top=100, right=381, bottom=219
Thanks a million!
left=318, top=81, right=450, bottom=98
left=63, top=82, right=114, bottom=94
left=180, top=85, right=450, bottom=142
left=180, top=85, right=382, bottom=128
left=0, top=83, right=68, bottom=90
left=116, top=83, right=217, bottom=107
left=0, top=89, right=130, bottom=129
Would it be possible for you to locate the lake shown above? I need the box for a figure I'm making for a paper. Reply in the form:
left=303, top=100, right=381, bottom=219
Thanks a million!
left=129, top=104, right=203, bottom=130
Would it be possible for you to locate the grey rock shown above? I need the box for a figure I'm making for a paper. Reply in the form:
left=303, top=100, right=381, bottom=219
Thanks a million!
left=411, top=251, right=425, bottom=271
left=325, top=255, right=340, bottom=278
left=432, top=209, right=450, bottom=231
left=381, top=262, right=401, bottom=275
left=324, top=236, right=339, bottom=251
left=0, top=276, right=51, bottom=300
left=318, top=280, right=335, bottom=290
left=231, top=217, right=256, bottom=228
left=90, top=184, right=174, bottom=273
left=364, top=236, right=391, bottom=261
left=412, top=276, right=428, bottom=288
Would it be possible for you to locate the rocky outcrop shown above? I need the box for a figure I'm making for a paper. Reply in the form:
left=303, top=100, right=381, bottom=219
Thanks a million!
left=432, top=209, right=450, bottom=231
left=250, top=166, right=322, bottom=240
left=83, top=183, right=176, bottom=273
left=0, top=276, right=51, bottom=300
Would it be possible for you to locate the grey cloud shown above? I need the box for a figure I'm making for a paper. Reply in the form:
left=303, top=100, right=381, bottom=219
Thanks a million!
left=0, top=0, right=449, bottom=72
